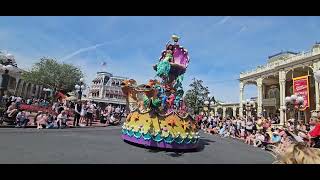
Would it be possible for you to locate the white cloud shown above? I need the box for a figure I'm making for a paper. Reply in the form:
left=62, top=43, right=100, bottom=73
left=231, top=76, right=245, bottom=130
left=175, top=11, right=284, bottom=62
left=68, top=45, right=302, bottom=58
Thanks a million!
left=60, top=35, right=129, bottom=62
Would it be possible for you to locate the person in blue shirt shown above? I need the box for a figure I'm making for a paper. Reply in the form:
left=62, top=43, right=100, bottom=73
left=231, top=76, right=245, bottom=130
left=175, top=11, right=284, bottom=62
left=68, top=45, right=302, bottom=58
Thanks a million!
left=271, top=131, right=281, bottom=143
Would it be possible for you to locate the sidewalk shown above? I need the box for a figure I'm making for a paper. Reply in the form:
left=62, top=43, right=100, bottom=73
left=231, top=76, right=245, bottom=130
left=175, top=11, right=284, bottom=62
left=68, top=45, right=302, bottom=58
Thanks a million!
left=0, top=119, right=108, bottom=128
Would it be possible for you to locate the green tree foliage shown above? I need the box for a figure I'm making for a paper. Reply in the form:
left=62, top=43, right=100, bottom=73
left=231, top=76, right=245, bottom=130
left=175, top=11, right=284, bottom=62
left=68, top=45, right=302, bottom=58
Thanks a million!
left=184, top=78, right=210, bottom=114
left=21, top=58, right=84, bottom=92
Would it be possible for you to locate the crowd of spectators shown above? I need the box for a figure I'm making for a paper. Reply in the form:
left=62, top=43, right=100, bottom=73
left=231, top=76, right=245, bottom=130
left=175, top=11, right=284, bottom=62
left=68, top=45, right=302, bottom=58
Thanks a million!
left=196, top=112, right=320, bottom=151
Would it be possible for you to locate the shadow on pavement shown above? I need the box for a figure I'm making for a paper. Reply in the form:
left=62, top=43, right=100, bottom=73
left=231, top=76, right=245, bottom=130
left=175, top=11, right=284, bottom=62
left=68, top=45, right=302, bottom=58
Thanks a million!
left=123, top=138, right=215, bottom=157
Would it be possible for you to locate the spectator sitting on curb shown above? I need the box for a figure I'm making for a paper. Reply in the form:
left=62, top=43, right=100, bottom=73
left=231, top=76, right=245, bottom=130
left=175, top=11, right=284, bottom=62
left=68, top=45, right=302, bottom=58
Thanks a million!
left=37, top=112, right=48, bottom=129
left=15, top=110, right=30, bottom=128
left=57, top=110, right=68, bottom=129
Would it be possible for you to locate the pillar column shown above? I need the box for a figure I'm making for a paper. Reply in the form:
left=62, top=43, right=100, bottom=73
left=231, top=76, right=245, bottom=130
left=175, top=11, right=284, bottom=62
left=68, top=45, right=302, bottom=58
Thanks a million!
left=313, top=62, right=320, bottom=111
left=222, top=107, right=226, bottom=118
left=232, top=106, right=237, bottom=117
left=279, top=70, right=286, bottom=126
left=256, top=78, right=263, bottom=116
left=239, top=81, right=244, bottom=117
left=214, top=107, right=218, bottom=116
left=14, top=78, right=20, bottom=95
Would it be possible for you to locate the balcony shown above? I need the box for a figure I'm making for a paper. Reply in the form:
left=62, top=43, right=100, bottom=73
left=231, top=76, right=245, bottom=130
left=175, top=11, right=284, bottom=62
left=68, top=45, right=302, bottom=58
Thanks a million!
left=240, top=50, right=320, bottom=79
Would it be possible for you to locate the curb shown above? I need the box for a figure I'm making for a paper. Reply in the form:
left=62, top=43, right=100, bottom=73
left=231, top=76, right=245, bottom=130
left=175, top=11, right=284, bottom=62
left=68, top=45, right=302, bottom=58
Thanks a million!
left=0, top=125, right=37, bottom=128
left=0, top=125, right=108, bottom=129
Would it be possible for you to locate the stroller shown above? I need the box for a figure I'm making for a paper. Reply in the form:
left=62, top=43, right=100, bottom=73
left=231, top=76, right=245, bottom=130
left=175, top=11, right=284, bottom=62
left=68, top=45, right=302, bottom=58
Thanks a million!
left=108, top=112, right=122, bottom=126
left=0, top=109, right=19, bottom=125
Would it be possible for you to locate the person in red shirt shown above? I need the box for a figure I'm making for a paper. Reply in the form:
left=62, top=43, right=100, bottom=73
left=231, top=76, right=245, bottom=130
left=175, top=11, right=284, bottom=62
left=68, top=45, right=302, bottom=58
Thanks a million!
left=305, top=113, right=320, bottom=148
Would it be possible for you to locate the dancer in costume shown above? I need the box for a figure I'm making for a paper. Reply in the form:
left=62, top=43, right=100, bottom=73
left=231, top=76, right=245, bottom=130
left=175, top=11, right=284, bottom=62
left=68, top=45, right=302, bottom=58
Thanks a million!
left=121, top=35, right=199, bottom=150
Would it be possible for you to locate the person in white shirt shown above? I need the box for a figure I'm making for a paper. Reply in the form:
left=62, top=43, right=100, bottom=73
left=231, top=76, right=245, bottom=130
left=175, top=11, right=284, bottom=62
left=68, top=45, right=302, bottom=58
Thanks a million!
left=253, top=132, right=265, bottom=147
left=57, top=111, right=68, bottom=129
left=86, top=102, right=95, bottom=126
left=115, top=106, right=121, bottom=114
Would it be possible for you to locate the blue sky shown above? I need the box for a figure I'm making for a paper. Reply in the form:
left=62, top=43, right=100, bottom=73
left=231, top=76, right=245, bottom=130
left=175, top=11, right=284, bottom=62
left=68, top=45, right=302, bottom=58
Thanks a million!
left=1, top=16, right=320, bottom=102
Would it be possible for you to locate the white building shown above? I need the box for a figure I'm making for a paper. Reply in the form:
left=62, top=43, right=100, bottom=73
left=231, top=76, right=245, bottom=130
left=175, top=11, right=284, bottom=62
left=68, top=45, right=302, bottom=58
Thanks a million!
left=239, top=42, right=320, bottom=125
left=0, top=51, right=45, bottom=99
left=87, top=71, right=128, bottom=106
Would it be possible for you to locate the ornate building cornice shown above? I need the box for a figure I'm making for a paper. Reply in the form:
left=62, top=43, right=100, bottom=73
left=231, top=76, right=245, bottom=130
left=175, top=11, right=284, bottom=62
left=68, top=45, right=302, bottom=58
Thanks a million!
left=240, top=50, right=320, bottom=80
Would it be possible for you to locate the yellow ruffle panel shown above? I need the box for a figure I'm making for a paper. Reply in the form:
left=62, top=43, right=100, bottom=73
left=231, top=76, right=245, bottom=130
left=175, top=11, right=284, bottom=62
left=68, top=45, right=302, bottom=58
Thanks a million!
left=124, top=111, right=198, bottom=139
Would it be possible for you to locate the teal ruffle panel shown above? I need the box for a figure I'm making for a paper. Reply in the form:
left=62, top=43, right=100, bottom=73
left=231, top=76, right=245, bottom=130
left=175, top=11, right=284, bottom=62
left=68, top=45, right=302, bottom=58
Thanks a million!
left=164, top=135, right=175, bottom=143
left=142, top=133, right=152, bottom=140
left=153, top=133, right=163, bottom=142
left=127, top=129, right=134, bottom=137
left=184, top=138, right=192, bottom=144
left=122, top=128, right=199, bottom=145
left=174, top=136, right=184, bottom=144
left=134, top=131, right=142, bottom=139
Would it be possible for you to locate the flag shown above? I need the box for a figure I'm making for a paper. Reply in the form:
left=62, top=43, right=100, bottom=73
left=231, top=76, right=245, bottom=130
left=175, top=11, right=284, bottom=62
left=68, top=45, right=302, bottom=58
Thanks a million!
left=101, top=62, right=107, bottom=66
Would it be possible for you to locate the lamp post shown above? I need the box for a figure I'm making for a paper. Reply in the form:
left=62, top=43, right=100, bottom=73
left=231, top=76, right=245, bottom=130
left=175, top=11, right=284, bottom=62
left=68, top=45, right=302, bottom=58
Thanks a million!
left=203, top=94, right=215, bottom=118
left=314, top=69, right=320, bottom=110
left=281, top=106, right=287, bottom=127
left=0, top=53, right=16, bottom=98
left=0, top=52, right=22, bottom=106
left=285, top=94, right=305, bottom=134
left=244, top=99, right=256, bottom=118
left=75, top=78, right=85, bottom=101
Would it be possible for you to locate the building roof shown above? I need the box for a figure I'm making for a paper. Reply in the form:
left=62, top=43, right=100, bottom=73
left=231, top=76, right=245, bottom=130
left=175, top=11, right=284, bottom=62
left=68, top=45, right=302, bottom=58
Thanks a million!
left=268, top=51, right=298, bottom=59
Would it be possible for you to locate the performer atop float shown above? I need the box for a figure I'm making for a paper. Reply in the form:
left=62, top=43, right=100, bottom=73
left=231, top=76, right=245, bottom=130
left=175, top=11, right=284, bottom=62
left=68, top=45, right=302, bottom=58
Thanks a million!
left=121, top=35, right=199, bottom=150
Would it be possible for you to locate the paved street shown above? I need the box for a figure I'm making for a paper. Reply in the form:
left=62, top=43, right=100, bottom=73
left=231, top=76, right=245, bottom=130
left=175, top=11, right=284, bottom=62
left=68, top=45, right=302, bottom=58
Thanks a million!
left=0, top=127, right=274, bottom=164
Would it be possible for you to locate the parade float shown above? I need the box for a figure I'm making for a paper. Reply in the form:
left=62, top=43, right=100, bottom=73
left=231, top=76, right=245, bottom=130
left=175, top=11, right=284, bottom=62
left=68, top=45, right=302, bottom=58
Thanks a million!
left=121, top=35, right=200, bottom=150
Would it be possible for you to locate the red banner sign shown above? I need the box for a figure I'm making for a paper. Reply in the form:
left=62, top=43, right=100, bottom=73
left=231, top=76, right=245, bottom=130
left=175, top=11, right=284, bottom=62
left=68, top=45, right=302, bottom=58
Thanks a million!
left=293, top=75, right=310, bottom=110
left=19, top=104, right=57, bottom=115
left=19, top=104, right=74, bottom=116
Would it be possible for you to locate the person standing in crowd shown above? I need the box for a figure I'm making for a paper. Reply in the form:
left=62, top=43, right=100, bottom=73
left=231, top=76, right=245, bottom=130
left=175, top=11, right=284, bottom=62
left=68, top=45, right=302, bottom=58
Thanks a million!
left=73, top=101, right=82, bottom=127
left=57, top=103, right=65, bottom=114
left=86, top=101, right=95, bottom=126
left=79, top=101, right=87, bottom=126
left=115, top=106, right=121, bottom=114
left=52, top=102, right=59, bottom=113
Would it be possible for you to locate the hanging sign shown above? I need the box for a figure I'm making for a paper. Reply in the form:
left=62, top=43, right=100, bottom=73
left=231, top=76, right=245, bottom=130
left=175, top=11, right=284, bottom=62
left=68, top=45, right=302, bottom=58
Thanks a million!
left=293, top=75, right=310, bottom=110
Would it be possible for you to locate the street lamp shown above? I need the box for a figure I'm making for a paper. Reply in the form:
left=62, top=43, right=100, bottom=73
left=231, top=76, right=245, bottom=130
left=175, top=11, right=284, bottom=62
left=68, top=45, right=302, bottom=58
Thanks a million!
left=43, top=88, right=51, bottom=100
left=75, top=78, right=85, bottom=100
left=244, top=99, right=256, bottom=118
left=0, top=52, right=18, bottom=98
left=285, top=94, right=305, bottom=134
left=203, top=94, right=215, bottom=117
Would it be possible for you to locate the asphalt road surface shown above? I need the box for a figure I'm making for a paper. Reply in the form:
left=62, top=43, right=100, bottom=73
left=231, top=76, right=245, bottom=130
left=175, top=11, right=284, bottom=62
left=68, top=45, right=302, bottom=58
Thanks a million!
left=0, top=127, right=274, bottom=164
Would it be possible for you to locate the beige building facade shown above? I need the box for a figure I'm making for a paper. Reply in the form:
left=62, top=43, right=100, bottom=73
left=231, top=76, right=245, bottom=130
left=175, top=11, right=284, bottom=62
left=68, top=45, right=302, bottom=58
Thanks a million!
left=239, top=43, right=320, bottom=125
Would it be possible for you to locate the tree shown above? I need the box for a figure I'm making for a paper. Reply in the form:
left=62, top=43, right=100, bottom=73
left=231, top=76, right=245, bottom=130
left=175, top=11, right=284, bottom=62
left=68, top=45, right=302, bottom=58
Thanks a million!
left=21, top=58, right=84, bottom=93
left=184, top=78, right=210, bottom=115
